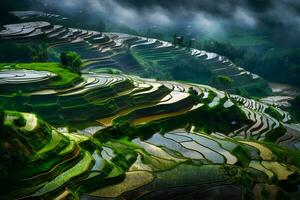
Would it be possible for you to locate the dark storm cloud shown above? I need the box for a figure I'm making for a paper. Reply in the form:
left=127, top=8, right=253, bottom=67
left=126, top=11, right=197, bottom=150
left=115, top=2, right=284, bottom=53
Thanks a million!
left=112, top=0, right=300, bottom=29
left=3, top=0, right=300, bottom=39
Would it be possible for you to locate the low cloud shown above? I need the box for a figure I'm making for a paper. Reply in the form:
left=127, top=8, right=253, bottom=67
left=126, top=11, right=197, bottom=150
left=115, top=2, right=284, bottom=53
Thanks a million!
left=4, top=0, right=300, bottom=43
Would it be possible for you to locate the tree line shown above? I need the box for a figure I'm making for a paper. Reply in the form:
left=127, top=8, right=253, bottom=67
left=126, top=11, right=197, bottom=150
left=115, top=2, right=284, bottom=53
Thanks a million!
left=196, top=40, right=300, bottom=88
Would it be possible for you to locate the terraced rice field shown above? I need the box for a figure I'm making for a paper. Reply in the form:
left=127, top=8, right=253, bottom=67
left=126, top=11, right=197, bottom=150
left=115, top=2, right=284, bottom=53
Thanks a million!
left=2, top=93, right=298, bottom=199
left=0, top=18, right=269, bottom=95
left=0, top=69, right=56, bottom=84
left=0, top=64, right=297, bottom=147
left=0, top=11, right=299, bottom=200
left=1, top=67, right=299, bottom=200
left=89, top=171, right=154, bottom=198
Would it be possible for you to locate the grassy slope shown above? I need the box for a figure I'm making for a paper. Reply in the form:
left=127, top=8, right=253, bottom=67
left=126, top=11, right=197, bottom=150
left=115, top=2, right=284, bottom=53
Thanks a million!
left=0, top=62, right=82, bottom=88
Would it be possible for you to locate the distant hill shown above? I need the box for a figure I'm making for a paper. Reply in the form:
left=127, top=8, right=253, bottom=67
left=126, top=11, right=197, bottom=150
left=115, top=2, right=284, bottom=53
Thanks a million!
left=0, top=11, right=272, bottom=96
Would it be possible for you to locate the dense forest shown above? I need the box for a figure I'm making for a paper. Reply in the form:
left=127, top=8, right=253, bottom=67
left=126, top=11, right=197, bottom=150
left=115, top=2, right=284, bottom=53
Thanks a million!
left=197, top=40, right=300, bottom=88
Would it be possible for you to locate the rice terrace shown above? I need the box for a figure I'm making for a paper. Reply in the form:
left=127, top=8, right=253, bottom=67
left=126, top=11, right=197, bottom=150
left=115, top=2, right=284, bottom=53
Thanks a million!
left=0, top=1, right=300, bottom=200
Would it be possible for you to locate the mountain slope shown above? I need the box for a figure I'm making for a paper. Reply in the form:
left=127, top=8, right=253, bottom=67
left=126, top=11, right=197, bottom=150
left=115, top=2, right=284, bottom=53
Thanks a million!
left=0, top=11, right=299, bottom=200
left=0, top=13, right=271, bottom=96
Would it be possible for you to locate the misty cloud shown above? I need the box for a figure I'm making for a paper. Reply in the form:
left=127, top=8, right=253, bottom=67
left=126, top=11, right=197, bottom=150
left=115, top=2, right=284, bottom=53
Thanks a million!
left=233, top=8, right=256, bottom=28
left=3, top=0, right=300, bottom=41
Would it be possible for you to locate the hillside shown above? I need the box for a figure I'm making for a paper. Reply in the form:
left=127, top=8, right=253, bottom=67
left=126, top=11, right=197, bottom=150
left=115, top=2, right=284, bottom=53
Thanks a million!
left=0, top=12, right=271, bottom=96
left=0, top=62, right=299, bottom=199
left=0, top=10, right=299, bottom=200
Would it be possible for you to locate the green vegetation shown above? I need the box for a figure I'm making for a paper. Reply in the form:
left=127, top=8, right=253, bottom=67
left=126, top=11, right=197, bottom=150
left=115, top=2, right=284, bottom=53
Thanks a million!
left=170, top=57, right=212, bottom=83
left=260, top=141, right=300, bottom=168
left=197, top=40, right=244, bottom=60
left=0, top=72, right=298, bottom=199
left=34, top=152, right=93, bottom=196
left=265, top=106, right=283, bottom=121
left=139, top=31, right=300, bottom=89
left=197, top=39, right=300, bottom=88
left=265, top=124, right=286, bottom=143
left=0, top=13, right=299, bottom=200
left=214, top=75, right=234, bottom=90
left=60, top=51, right=82, bottom=75
left=232, top=146, right=252, bottom=167
left=0, top=40, right=48, bottom=62
left=246, top=48, right=300, bottom=88
left=0, top=63, right=82, bottom=88
left=290, top=95, right=300, bottom=121
left=90, top=68, right=122, bottom=74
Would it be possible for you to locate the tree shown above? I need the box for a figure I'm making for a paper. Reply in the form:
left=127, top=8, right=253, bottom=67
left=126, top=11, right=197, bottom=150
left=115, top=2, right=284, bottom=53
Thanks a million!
left=0, top=41, right=48, bottom=63
left=214, top=75, right=234, bottom=89
left=60, top=51, right=82, bottom=74
left=60, top=52, right=68, bottom=66
left=200, top=40, right=244, bottom=61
